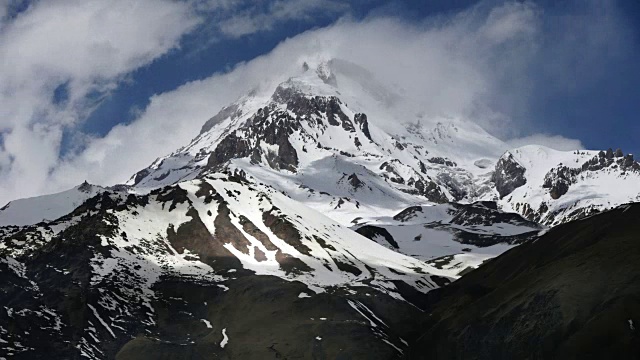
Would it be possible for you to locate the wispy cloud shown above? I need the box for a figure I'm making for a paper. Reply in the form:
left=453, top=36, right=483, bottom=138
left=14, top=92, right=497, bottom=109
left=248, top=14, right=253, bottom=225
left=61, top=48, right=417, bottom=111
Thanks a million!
left=0, top=0, right=634, bottom=205
left=45, top=2, right=546, bottom=191
left=0, top=0, right=200, bottom=203
left=215, top=0, right=349, bottom=38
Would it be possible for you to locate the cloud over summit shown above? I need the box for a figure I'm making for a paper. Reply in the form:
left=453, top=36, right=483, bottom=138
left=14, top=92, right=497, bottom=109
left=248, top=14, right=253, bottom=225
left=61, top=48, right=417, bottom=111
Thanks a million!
left=0, top=0, right=633, bottom=205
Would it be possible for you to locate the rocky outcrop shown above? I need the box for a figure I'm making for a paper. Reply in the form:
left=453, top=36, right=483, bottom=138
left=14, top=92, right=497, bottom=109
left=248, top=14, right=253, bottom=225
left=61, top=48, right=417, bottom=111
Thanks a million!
left=132, top=169, right=150, bottom=186
left=428, top=157, right=457, bottom=167
left=492, top=153, right=527, bottom=199
left=355, top=225, right=399, bottom=249
left=411, top=178, right=449, bottom=203
left=541, top=148, right=640, bottom=200
left=271, top=85, right=352, bottom=130
left=354, top=113, right=372, bottom=141
left=542, top=166, right=579, bottom=199
left=347, top=173, right=365, bottom=190
left=206, top=105, right=299, bottom=172
left=380, top=160, right=449, bottom=203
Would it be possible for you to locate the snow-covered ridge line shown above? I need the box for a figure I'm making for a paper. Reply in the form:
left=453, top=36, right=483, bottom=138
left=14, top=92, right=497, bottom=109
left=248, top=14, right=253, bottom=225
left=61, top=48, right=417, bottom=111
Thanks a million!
left=0, top=182, right=109, bottom=227
left=4, top=61, right=639, bottom=231
left=494, top=145, right=640, bottom=225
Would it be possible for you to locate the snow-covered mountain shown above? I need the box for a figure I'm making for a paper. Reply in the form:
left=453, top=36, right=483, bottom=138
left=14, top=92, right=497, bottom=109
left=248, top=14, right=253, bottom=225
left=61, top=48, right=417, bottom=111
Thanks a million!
left=0, top=182, right=107, bottom=227
left=1, top=174, right=450, bottom=358
left=1, top=59, right=640, bottom=358
left=493, top=145, right=640, bottom=225
left=126, top=59, right=640, bottom=228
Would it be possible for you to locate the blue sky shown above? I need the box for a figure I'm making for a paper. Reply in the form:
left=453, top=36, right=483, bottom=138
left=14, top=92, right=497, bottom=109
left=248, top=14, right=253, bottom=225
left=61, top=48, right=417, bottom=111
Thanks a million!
left=0, top=0, right=638, bottom=203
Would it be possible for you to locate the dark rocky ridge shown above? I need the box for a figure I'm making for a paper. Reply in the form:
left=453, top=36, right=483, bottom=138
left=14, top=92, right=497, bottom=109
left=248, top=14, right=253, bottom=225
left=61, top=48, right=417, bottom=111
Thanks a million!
left=492, top=153, right=527, bottom=199
left=407, top=203, right=640, bottom=359
left=355, top=226, right=399, bottom=249
left=206, top=105, right=300, bottom=172
left=200, top=84, right=454, bottom=204
left=393, top=201, right=539, bottom=230
left=205, top=85, right=368, bottom=174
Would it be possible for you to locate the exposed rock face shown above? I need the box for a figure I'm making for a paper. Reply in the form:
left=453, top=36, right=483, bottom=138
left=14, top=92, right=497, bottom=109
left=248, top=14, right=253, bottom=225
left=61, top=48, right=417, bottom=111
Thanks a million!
left=392, top=206, right=424, bottom=222
left=379, top=160, right=448, bottom=203
left=207, top=85, right=374, bottom=173
left=353, top=113, right=372, bottom=141
left=448, top=201, right=539, bottom=229
left=428, top=157, right=456, bottom=167
left=207, top=131, right=254, bottom=169
left=347, top=173, right=364, bottom=190
left=132, top=169, right=150, bottom=186
left=583, top=148, right=639, bottom=172
left=543, top=166, right=578, bottom=199
left=355, top=225, right=399, bottom=249
left=411, top=178, right=449, bottom=203
left=271, top=85, right=352, bottom=131
left=540, top=149, right=640, bottom=200
left=77, top=181, right=93, bottom=193
left=206, top=105, right=300, bottom=172
left=492, top=153, right=527, bottom=199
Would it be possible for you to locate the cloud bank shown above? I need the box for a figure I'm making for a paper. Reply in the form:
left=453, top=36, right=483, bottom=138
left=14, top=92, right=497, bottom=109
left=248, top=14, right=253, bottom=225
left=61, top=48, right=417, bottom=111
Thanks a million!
left=0, top=0, right=631, bottom=205
left=506, top=135, right=585, bottom=152
left=0, top=0, right=202, bottom=204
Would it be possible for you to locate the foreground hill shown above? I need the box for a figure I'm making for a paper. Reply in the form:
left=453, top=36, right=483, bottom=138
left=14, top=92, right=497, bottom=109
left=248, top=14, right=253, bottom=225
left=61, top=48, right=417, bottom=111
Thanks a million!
left=407, top=202, right=640, bottom=359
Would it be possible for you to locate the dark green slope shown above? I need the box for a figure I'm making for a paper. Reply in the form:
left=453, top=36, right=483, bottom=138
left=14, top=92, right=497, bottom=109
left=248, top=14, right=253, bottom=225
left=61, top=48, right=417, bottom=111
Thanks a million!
left=408, top=203, right=640, bottom=360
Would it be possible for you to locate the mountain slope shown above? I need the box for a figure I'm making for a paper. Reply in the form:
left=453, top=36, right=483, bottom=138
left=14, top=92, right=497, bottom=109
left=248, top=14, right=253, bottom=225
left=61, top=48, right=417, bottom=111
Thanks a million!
left=494, top=146, right=640, bottom=225
left=0, top=173, right=450, bottom=359
left=407, top=203, right=640, bottom=359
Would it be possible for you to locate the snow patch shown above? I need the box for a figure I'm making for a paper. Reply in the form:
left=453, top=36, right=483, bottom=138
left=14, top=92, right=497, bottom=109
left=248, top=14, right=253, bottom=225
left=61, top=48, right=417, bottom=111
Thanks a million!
left=201, top=319, right=213, bottom=329
left=87, top=305, right=115, bottom=339
left=220, top=328, right=229, bottom=348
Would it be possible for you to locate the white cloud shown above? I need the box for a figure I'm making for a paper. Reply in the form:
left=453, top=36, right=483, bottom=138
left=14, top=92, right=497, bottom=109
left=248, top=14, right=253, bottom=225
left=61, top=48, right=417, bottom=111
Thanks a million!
left=216, top=0, right=349, bottom=38
left=0, top=0, right=629, bottom=205
left=506, top=134, right=586, bottom=151
left=0, top=0, right=200, bottom=204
